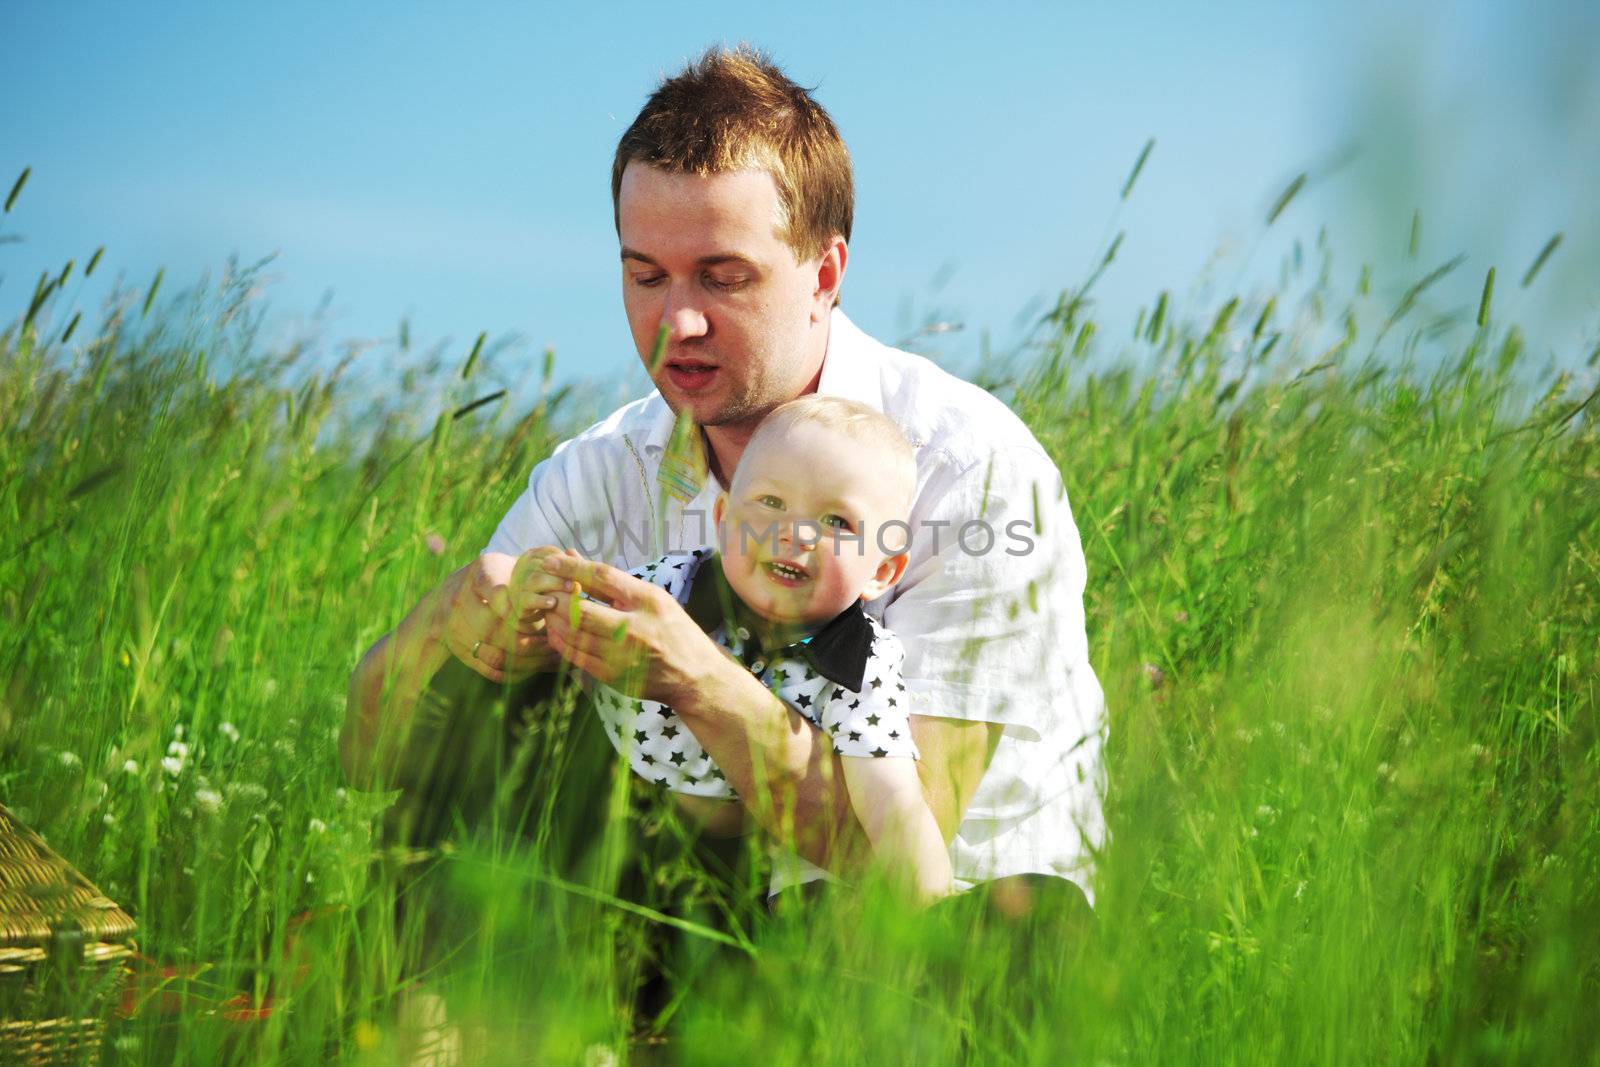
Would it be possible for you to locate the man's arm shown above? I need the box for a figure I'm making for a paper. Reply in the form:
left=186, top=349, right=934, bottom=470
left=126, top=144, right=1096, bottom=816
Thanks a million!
left=340, top=553, right=559, bottom=789
left=671, top=678, right=1002, bottom=870
left=666, top=652, right=867, bottom=869
left=909, top=714, right=1005, bottom=842
left=539, top=555, right=1001, bottom=871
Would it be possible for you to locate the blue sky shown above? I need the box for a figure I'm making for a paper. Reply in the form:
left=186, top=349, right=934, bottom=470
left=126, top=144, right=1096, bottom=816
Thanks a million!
left=4, top=3, right=1596, bottom=403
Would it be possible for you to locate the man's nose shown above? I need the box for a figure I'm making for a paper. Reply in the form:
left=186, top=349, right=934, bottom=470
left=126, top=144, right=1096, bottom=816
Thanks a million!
left=661, top=286, right=709, bottom=343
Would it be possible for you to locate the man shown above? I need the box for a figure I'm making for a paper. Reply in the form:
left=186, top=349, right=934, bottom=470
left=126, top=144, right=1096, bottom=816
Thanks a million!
left=342, top=45, right=1104, bottom=906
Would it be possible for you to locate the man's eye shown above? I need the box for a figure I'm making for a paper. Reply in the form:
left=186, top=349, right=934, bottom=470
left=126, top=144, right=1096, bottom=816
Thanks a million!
left=631, top=274, right=666, bottom=288
left=820, top=514, right=850, bottom=531
left=705, top=274, right=746, bottom=291
left=758, top=494, right=784, bottom=509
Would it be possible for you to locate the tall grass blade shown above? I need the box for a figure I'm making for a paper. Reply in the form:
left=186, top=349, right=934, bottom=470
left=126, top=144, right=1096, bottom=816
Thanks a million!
left=461, top=330, right=487, bottom=380
left=1377, top=253, right=1466, bottom=345
left=1266, top=172, right=1306, bottom=226
left=648, top=321, right=671, bottom=374
left=452, top=389, right=507, bottom=421
left=1121, top=138, right=1155, bottom=201
left=142, top=267, right=164, bottom=318
left=1476, top=267, right=1495, bottom=328
left=67, top=461, right=124, bottom=500
left=1520, top=232, right=1563, bottom=288
left=25, top=271, right=55, bottom=327
left=4, top=166, right=28, bottom=213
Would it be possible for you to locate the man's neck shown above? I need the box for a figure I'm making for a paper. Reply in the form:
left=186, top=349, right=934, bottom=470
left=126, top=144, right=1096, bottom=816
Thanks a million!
left=702, top=423, right=755, bottom=491
left=702, top=319, right=831, bottom=487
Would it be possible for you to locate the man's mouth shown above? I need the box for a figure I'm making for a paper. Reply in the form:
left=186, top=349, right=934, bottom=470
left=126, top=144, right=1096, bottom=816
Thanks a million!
left=664, top=358, right=719, bottom=394
left=762, top=559, right=810, bottom=587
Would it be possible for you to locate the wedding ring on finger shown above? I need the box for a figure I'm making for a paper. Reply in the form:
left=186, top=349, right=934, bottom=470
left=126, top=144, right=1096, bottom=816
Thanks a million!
left=472, top=639, right=483, bottom=659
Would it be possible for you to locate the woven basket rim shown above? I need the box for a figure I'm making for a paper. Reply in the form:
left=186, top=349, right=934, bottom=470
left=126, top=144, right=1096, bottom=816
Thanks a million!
left=0, top=803, right=137, bottom=948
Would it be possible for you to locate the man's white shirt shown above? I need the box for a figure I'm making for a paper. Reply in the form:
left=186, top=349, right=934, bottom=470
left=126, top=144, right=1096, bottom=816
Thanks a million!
left=485, top=309, right=1106, bottom=895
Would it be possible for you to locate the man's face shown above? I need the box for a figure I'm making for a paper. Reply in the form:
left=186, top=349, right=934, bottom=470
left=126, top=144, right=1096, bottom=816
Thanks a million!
left=617, top=164, right=836, bottom=430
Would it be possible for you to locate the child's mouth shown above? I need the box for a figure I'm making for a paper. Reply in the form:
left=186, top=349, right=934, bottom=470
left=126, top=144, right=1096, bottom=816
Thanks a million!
left=762, top=559, right=810, bottom=587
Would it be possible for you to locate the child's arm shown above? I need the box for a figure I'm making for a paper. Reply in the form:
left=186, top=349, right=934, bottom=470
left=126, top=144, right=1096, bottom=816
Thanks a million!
left=672, top=794, right=754, bottom=837
left=840, top=757, right=953, bottom=905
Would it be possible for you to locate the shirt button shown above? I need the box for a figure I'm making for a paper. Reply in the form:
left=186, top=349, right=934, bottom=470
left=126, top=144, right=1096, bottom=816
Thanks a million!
left=749, top=659, right=765, bottom=673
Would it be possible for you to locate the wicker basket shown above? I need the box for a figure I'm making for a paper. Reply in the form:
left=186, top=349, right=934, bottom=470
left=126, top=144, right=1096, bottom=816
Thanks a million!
left=0, top=803, right=136, bottom=1066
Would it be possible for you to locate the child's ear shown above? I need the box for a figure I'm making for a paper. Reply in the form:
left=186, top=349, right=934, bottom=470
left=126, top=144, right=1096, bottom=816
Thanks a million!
left=859, top=552, right=909, bottom=602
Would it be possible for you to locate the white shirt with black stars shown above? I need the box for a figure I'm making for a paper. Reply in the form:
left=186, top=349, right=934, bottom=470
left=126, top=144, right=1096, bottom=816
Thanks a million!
left=588, top=549, right=919, bottom=798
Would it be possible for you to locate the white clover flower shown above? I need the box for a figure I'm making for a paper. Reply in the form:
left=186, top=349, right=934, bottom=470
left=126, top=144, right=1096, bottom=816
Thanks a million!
left=1256, top=804, right=1278, bottom=821
left=219, top=722, right=240, bottom=744
left=161, top=756, right=184, bottom=777
left=123, top=759, right=140, bottom=776
left=59, top=751, right=82, bottom=770
left=174, top=723, right=185, bottom=741
left=194, top=788, right=223, bottom=815
left=103, top=812, right=117, bottom=827
left=167, top=740, right=190, bottom=761
left=308, top=818, right=328, bottom=835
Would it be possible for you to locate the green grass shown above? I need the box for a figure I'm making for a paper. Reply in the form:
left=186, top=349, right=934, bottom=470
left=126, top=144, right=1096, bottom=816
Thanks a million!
left=2, top=219, right=1598, bottom=1064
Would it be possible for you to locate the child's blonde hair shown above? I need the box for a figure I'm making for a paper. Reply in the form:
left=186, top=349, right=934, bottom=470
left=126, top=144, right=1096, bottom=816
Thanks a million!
left=744, top=395, right=917, bottom=509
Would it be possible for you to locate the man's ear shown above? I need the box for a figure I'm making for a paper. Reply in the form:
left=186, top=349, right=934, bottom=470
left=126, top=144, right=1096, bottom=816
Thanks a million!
left=859, top=551, right=908, bottom=602
left=811, top=236, right=848, bottom=322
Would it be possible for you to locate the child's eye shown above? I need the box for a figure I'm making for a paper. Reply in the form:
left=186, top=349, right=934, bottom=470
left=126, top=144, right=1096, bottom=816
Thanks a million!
left=820, top=514, right=850, bottom=531
left=758, top=494, right=784, bottom=509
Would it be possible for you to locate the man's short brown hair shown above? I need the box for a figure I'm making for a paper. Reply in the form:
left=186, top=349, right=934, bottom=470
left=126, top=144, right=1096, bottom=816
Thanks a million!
left=611, top=44, right=854, bottom=261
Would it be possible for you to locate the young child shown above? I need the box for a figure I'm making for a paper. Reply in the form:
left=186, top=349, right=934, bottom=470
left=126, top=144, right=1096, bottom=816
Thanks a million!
left=520, top=395, right=951, bottom=903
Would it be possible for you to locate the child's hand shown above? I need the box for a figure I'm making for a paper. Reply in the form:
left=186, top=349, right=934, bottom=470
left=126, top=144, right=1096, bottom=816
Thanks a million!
left=510, top=546, right=580, bottom=626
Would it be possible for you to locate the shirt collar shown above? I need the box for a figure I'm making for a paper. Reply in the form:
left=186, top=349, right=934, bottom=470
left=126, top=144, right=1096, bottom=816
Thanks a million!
left=641, top=307, right=884, bottom=458
left=813, top=307, right=885, bottom=411
left=682, top=551, right=877, bottom=693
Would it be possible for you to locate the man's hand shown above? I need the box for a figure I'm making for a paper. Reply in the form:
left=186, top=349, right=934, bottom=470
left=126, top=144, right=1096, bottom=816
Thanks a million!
left=447, top=551, right=561, bottom=684
left=540, top=555, right=721, bottom=706
left=509, top=545, right=577, bottom=623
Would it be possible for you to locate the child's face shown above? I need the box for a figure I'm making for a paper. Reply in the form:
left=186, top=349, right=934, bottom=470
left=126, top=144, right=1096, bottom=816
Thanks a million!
left=716, top=419, right=910, bottom=628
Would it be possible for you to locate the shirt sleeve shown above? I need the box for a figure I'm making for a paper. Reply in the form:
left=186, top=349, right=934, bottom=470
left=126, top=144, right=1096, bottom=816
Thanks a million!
left=481, top=422, right=657, bottom=562
left=818, top=628, right=920, bottom=760
left=884, top=443, right=1102, bottom=744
